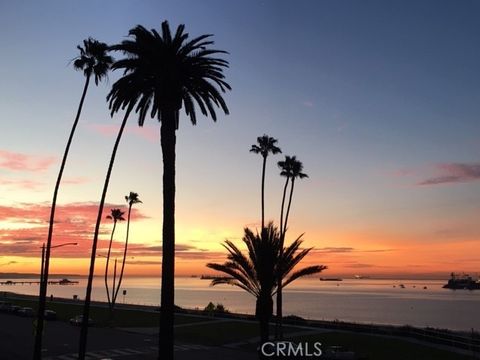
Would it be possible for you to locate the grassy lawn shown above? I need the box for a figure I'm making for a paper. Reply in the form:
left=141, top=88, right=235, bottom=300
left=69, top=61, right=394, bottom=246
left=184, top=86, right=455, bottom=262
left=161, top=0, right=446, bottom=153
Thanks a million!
left=175, top=320, right=299, bottom=346
left=4, top=297, right=212, bottom=327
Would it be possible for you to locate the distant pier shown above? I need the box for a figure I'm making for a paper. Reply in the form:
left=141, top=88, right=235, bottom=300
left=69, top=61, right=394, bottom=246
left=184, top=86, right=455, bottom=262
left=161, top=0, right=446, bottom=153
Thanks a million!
left=0, top=279, right=78, bottom=286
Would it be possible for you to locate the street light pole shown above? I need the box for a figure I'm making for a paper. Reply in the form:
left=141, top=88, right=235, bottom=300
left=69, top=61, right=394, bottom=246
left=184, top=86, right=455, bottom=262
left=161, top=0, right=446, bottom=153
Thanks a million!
left=33, top=242, right=77, bottom=360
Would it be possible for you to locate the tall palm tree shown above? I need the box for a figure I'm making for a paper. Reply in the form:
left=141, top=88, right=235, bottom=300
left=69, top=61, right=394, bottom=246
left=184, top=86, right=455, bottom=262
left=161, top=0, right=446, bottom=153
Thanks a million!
left=104, top=208, right=125, bottom=313
left=250, top=135, right=281, bottom=229
left=33, top=38, right=113, bottom=360
left=104, top=21, right=231, bottom=360
left=278, top=156, right=295, bottom=238
left=78, top=102, right=137, bottom=359
left=276, top=156, right=308, bottom=339
left=207, top=223, right=325, bottom=343
left=113, top=192, right=142, bottom=305
left=283, top=158, right=308, bottom=236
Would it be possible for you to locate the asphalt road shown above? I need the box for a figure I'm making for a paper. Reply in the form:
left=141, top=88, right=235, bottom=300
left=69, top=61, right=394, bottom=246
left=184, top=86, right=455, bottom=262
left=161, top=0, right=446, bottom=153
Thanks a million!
left=0, top=313, right=257, bottom=360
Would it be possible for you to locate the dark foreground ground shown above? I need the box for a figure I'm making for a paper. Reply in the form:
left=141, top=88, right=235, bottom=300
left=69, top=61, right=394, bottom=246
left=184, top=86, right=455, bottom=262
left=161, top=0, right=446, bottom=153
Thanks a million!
left=0, top=312, right=256, bottom=359
left=0, top=292, right=477, bottom=360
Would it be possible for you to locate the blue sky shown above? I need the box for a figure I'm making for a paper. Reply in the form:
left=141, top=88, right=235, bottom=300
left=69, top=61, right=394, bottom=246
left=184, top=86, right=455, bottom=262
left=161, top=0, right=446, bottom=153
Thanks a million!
left=0, top=0, right=479, bottom=276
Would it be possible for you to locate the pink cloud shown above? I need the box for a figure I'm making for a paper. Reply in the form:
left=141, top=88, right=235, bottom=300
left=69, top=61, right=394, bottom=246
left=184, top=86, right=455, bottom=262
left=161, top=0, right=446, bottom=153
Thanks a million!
left=0, top=150, right=56, bottom=172
left=0, top=177, right=44, bottom=190
left=62, top=177, right=90, bottom=185
left=417, top=163, right=480, bottom=186
left=0, top=202, right=149, bottom=257
left=86, top=124, right=159, bottom=143
left=302, top=100, right=314, bottom=108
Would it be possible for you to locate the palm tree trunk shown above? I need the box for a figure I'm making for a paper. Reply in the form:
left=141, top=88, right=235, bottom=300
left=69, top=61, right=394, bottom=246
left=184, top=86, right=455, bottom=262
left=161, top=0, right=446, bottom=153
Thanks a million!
left=78, top=106, right=132, bottom=360
left=113, top=204, right=132, bottom=304
left=110, top=258, right=117, bottom=321
left=104, top=220, right=116, bottom=311
left=279, top=177, right=289, bottom=239
left=276, top=176, right=289, bottom=339
left=283, top=179, right=295, bottom=236
left=33, top=74, right=90, bottom=360
left=261, top=155, right=266, bottom=229
left=256, top=296, right=272, bottom=344
left=276, top=178, right=295, bottom=340
left=158, top=110, right=177, bottom=360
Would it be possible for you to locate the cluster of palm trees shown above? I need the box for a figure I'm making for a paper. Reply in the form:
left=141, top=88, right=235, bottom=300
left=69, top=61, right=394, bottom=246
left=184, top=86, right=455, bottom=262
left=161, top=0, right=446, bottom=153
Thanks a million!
left=206, top=135, right=326, bottom=343
left=34, top=21, right=230, bottom=360
left=103, top=192, right=142, bottom=320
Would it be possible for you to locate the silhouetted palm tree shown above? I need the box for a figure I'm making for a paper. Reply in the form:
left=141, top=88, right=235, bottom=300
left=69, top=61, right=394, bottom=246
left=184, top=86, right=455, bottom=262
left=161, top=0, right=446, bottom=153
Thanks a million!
left=113, top=192, right=141, bottom=305
left=104, top=208, right=125, bottom=313
left=104, top=21, right=231, bottom=360
left=33, top=38, right=113, bottom=360
left=250, top=135, right=281, bottom=229
left=283, top=158, right=308, bottom=236
left=275, top=156, right=308, bottom=339
left=278, top=156, right=295, bottom=238
left=207, top=224, right=325, bottom=343
left=207, top=224, right=281, bottom=343
left=78, top=101, right=137, bottom=358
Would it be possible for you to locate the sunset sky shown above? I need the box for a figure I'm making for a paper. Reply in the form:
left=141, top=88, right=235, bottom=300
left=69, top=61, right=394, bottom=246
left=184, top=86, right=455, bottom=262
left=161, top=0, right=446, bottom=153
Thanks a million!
left=0, top=1, right=479, bottom=278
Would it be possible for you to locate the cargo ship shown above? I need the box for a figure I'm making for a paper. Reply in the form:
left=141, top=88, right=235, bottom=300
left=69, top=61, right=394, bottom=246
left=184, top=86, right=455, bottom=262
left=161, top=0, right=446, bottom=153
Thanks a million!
left=443, top=273, right=480, bottom=290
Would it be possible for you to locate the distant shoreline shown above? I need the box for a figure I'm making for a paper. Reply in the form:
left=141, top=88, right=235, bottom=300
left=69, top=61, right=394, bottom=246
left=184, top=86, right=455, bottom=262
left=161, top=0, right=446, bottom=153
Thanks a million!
left=0, top=272, right=459, bottom=281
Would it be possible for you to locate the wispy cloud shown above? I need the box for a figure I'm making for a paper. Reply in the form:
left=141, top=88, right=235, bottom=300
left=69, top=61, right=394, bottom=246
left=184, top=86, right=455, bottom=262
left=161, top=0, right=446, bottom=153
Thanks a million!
left=316, top=247, right=354, bottom=253
left=127, top=243, right=225, bottom=260
left=0, top=150, right=56, bottom=172
left=302, top=100, right=314, bottom=108
left=417, top=163, right=480, bottom=186
left=345, top=263, right=374, bottom=268
left=313, top=247, right=394, bottom=254
left=62, top=177, right=90, bottom=185
left=0, top=177, right=44, bottom=190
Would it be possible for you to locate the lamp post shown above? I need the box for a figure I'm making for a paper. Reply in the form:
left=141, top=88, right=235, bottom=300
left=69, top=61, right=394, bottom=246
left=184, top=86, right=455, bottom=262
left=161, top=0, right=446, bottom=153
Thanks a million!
left=34, top=242, right=77, bottom=359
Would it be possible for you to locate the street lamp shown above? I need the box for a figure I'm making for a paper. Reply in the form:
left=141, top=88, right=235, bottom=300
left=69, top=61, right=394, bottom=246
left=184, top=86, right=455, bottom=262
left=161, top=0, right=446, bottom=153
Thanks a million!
left=34, top=242, right=77, bottom=358
left=40, top=242, right=78, bottom=284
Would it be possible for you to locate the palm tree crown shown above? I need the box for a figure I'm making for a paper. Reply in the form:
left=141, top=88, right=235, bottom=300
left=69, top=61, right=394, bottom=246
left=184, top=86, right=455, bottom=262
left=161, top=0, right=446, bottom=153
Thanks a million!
left=107, top=21, right=231, bottom=125
left=73, top=38, right=113, bottom=85
left=250, top=135, right=282, bottom=158
left=106, top=208, right=126, bottom=222
left=207, top=224, right=281, bottom=299
left=290, top=157, right=308, bottom=181
left=125, top=191, right=142, bottom=206
left=206, top=223, right=325, bottom=342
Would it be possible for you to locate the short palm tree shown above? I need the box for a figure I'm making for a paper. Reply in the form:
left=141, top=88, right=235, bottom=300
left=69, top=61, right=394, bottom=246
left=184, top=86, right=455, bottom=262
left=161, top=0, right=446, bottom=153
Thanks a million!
left=250, top=135, right=281, bottom=229
left=276, top=156, right=308, bottom=338
left=207, top=224, right=281, bottom=343
left=207, top=223, right=325, bottom=343
left=104, top=208, right=125, bottom=313
left=113, top=192, right=142, bottom=304
left=95, top=21, right=231, bottom=360
left=33, top=38, right=113, bottom=360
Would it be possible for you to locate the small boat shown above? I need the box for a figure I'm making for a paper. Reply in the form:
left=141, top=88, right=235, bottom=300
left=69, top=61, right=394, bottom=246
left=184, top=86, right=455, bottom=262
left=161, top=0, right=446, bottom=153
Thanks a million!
left=320, top=278, right=343, bottom=281
left=354, top=275, right=370, bottom=279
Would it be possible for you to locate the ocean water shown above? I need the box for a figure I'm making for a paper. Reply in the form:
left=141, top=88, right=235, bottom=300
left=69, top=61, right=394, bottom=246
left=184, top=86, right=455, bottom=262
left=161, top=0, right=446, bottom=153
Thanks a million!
left=2, top=277, right=479, bottom=331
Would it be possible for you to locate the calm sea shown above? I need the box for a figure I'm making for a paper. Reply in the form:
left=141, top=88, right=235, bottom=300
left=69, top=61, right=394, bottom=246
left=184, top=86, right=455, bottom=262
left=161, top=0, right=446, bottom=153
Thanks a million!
left=2, top=277, right=479, bottom=331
